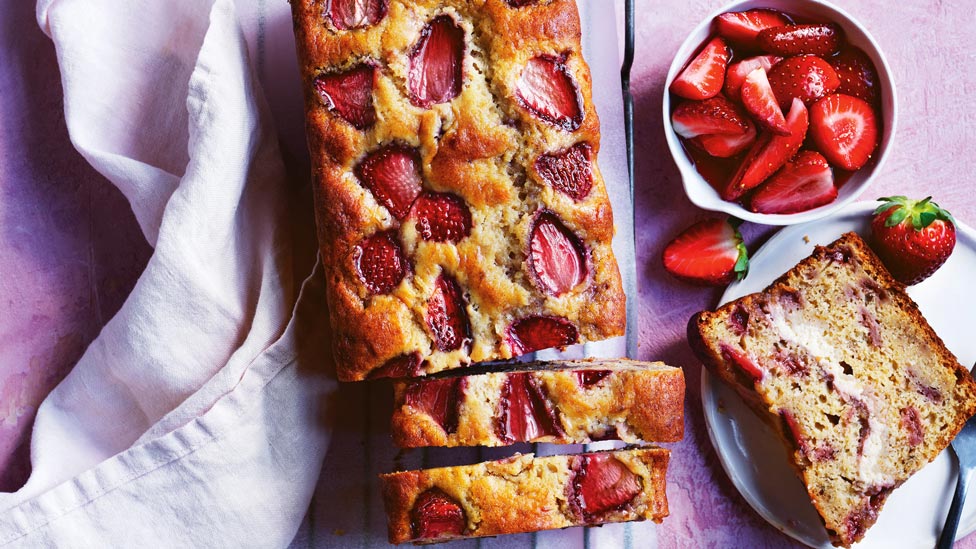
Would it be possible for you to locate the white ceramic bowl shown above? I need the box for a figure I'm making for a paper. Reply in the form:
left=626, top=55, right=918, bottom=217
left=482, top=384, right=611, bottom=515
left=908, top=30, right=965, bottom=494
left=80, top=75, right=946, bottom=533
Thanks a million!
left=663, top=0, right=897, bottom=225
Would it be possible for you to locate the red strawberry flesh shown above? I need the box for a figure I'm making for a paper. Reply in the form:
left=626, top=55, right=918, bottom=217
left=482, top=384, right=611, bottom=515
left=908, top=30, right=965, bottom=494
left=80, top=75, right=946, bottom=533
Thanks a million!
left=408, top=15, right=465, bottom=108
left=573, top=454, right=642, bottom=520
left=355, top=145, right=423, bottom=220
left=328, top=0, right=388, bottom=30
left=576, top=370, right=612, bottom=388
left=410, top=488, right=466, bottom=540
left=535, top=142, right=594, bottom=201
left=669, top=36, right=730, bottom=100
left=368, top=352, right=422, bottom=379
left=411, top=191, right=472, bottom=243
left=757, top=23, right=843, bottom=57
left=516, top=54, right=583, bottom=130
left=426, top=274, right=470, bottom=352
left=507, top=316, right=579, bottom=356
left=529, top=211, right=587, bottom=296
left=314, top=64, right=376, bottom=130
left=405, top=376, right=462, bottom=434
left=830, top=47, right=879, bottom=103
left=692, top=122, right=756, bottom=158
left=724, top=97, right=809, bottom=200
left=354, top=230, right=406, bottom=294
left=671, top=95, right=750, bottom=139
left=724, top=55, right=781, bottom=101
left=767, top=55, right=840, bottom=108
left=749, top=150, right=836, bottom=214
left=810, top=93, right=879, bottom=171
left=496, top=372, right=563, bottom=443
left=714, top=9, right=791, bottom=49
left=720, top=344, right=764, bottom=382
left=662, top=218, right=748, bottom=286
left=740, top=67, right=789, bottom=134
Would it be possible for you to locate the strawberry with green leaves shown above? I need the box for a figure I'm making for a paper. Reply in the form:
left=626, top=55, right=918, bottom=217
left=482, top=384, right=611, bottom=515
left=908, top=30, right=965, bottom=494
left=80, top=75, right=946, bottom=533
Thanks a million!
left=870, top=196, right=956, bottom=285
left=663, top=218, right=749, bottom=286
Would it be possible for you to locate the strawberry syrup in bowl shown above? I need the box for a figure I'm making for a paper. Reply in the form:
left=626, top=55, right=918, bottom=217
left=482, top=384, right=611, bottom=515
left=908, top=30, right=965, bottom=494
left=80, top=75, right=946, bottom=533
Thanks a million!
left=663, top=0, right=897, bottom=225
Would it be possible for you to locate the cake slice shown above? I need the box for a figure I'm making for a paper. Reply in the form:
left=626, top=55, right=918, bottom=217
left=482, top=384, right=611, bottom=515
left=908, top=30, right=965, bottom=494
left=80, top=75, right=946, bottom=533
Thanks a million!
left=391, top=358, right=684, bottom=447
left=290, top=0, right=626, bottom=381
left=689, top=232, right=976, bottom=547
left=380, top=446, right=669, bottom=544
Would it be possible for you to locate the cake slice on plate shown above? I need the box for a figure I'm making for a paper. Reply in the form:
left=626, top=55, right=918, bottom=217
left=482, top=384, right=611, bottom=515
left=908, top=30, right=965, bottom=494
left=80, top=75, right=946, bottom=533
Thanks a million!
left=689, top=232, right=976, bottom=547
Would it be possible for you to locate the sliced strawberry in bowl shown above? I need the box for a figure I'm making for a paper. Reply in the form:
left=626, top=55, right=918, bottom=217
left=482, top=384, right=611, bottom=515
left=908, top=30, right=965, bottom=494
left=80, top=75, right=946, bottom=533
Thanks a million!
left=662, top=217, right=748, bottom=286
left=354, top=144, right=423, bottom=220
left=354, top=230, right=407, bottom=295
left=724, top=55, right=781, bottom=102
left=515, top=54, right=583, bottom=130
left=327, top=0, right=388, bottom=30
left=723, top=97, right=809, bottom=201
left=669, top=36, right=730, bottom=101
left=740, top=67, right=789, bottom=135
left=506, top=316, right=579, bottom=356
left=408, top=15, right=465, bottom=108
left=528, top=211, right=587, bottom=296
left=426, top=273, right=471, bottom=352
left=767, top=55, right=840, bottom=108
left=749, top=150, right=837, bottom=214
left=535, top=142, right=593, bottom=201
left=830, top=47, right=880, bottom=104
left=714, top=9, right=791, bottom=49
left=410, top=191, right=472, bottom=243
left=671, top=95, right=750, bottom=139
left=757, top=23, right=843, bottom=57
left=314, top=64, right=376, bottom=130
left=692, top=122, right=757, bottom=158
left=810, top=93, right=879, bottom=171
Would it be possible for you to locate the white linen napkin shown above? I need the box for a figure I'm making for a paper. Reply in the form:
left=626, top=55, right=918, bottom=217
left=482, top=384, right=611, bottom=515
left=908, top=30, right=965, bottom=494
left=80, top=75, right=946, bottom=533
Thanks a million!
left=0, top=0, right=336, bottom=546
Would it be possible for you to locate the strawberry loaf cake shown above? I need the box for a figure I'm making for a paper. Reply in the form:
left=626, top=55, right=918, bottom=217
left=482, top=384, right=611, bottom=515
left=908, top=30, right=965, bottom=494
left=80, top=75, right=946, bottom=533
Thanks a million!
left=381, top=447, right=670, bottom=544
left=290, top=0, right=626, bottom=381
left=689, top=232, right=976, bottom=547
left=391, top=358, right=685, bottom=447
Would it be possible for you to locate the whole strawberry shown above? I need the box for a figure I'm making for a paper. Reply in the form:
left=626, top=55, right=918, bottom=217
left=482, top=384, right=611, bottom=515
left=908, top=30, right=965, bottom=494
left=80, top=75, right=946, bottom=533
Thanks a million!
left=870, top=196, right=956, bottom=285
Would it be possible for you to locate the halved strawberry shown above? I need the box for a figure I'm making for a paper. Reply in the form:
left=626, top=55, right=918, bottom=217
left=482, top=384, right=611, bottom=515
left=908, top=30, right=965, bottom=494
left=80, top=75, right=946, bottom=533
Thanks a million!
left=426, top=273, right=470, bottom=352
left=354, top=230, right=406, bottom=294
left=829, top=47, right=879, bottom=104
left=410, top=191, right=472, bottom=243
left=529, top=211, right=587, bottom=296
left=662, top=218, right=748, bottom=286
left=714, top=9, right=791, bottom=49
left=496, top=372, right=563, bottom=443
left=810, top=93, right=879, bottom=171
left=328, top=0, right=388, bottom=30
left=404, top=376, right=462, bottom=434
left=740, top=67, right=789, bottom=134
left=723, top=97, right=809, bottom=200
left=515, top=54, right=583, bottom=130
left=724, top=55, right=781, bottom=101
left=749, top=150, right=837, bottom=214
left=314, top=64, right=376, bottom=130
left=355, top=144, right=423, bottom=219
left=767, top=55, right=840, bottom=108
left=671, top=95, right=750, bottom=139
left=669, top=36, right=730, bottom=100
left=535, top=142, right=593, bottom=201
left=757, top=24, right=843, bottom=57
left=507, top=316, right=579, bottom=356
left=368, top=352, right=422, bottom=379
left=572, top=454, right=642, bottom=520
left=692, top=122, right=757, bottom=158
left=408, top=15, right=465, bottom=108
left=410, top=489, right=466, bottom=540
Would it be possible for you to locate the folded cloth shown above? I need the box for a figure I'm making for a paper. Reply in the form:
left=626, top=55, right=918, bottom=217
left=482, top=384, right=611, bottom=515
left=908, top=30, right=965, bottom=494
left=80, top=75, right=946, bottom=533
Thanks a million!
left=0, top=0, right=335, bottom=546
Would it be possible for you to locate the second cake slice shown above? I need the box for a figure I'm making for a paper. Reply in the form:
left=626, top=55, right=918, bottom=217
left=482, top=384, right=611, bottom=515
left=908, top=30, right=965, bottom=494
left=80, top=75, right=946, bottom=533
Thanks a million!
left=390, top=358, right=684, bottom=447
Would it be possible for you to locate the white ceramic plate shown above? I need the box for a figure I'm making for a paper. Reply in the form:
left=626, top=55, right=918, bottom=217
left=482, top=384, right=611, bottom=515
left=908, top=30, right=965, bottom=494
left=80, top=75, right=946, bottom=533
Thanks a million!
left=702, top=201, right=976, bottom=548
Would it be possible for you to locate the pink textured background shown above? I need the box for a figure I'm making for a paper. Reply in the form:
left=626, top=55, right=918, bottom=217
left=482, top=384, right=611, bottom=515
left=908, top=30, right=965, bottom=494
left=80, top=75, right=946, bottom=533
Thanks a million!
left=1, top=0, right=973, bottom=546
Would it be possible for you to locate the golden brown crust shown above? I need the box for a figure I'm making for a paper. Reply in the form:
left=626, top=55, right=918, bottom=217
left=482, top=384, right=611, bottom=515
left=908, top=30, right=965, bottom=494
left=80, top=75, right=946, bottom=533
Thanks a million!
left=380, top=447, right=670, bottom=544
left=390, top=358, right=685, bottom=447
left=291, top=0, right=626, bottom=381
left=689, top=232, right=976, bottom=547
